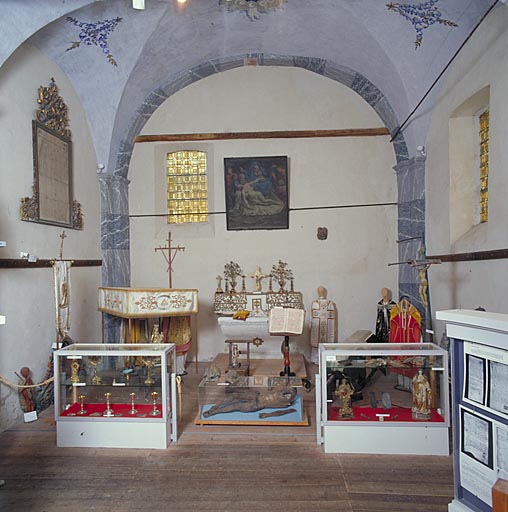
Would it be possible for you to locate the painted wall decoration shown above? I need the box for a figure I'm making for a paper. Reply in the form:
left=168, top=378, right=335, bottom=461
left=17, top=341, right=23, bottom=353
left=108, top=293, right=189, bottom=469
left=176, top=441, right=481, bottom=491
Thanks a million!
left=66, top=17, right=123, bottom=66
left=386, top=0, right=457, bottom=49
left=219, top=0, right=286, bottom=20
left=224, top=156, right=289, bottom=231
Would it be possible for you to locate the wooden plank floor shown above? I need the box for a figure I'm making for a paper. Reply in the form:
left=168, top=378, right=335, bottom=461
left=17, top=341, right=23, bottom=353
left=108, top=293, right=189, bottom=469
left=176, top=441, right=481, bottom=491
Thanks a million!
left=0, top=361, right=454, bottom=512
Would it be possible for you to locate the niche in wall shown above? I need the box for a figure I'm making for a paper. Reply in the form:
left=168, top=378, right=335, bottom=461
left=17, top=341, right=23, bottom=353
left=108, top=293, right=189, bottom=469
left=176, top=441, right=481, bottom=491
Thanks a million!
left=448, top=86, right=489, bottom=245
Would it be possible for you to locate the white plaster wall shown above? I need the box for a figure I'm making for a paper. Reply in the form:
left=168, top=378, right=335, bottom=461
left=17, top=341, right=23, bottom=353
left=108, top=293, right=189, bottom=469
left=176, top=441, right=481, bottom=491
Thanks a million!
left=129, top=66, right=398, bottom=362
left=0, top=44, right=101, bottom=431
left=426, top=8, right=508, bottom=340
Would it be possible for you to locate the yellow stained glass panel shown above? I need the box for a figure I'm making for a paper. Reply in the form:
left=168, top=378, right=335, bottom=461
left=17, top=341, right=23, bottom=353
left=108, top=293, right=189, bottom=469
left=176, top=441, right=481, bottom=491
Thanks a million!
left=479, top=111, right=489, bottom=223
left=166, top=150, right=208, bottom=224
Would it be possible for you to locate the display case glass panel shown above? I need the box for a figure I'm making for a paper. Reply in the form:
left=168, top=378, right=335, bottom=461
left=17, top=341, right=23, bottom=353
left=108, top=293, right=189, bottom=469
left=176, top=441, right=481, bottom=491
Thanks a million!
left=317, top=342, right=450, bottom=455
left=196, top=374, right=308, bottom=425
left=54, top=343, right=177, bottom=449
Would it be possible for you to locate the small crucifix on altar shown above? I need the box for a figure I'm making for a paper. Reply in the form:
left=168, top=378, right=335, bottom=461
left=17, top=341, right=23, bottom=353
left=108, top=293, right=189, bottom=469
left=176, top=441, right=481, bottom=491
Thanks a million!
left=154, top=232, right=186, bottom=288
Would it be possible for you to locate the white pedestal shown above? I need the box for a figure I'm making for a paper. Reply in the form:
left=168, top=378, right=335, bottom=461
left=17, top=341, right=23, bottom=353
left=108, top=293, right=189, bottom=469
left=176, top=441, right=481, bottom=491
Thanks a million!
left=323, top=424, right=450, bottom=455
left=448, top=500, right=475, bottom=511
left=56, top=418, right=172, bottom=449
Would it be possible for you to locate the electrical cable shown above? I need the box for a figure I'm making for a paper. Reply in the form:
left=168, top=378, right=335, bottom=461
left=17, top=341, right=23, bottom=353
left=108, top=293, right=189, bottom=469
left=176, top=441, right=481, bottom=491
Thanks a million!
left=129, top=201, right=398, bottom=218
left=390, top=0, right=500, bottom=143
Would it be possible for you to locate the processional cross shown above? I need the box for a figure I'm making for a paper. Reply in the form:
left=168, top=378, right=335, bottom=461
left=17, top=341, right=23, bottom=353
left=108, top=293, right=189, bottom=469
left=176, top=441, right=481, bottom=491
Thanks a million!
left=58, top=231, right=67, bottom=260
left=155, top=232, right=185, bottom=288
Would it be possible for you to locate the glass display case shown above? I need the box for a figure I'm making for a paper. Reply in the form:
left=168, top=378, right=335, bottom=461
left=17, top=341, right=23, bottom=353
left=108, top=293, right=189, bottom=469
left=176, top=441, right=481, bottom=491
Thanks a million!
left=196, top=374, right=309, bottom=426
left=54, top=343, right=177, bottom=449
left=317, top=342, right=450, bottom=455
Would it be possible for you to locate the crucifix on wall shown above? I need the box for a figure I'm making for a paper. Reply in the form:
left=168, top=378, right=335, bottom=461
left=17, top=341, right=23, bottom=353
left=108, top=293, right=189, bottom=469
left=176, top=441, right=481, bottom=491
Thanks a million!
left=154, top=232, right=185, bottom=288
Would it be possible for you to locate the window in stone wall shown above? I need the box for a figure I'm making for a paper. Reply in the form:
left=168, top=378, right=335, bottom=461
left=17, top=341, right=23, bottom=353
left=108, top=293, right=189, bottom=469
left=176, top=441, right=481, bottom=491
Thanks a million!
left=479, top=110, right=489, bottom=223
left=166, top=150, right=208, bottom=224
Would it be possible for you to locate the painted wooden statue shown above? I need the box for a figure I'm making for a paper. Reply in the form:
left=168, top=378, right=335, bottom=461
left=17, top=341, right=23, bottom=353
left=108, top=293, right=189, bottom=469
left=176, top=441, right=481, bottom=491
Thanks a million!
left=310, top=286, right=337, bottom=364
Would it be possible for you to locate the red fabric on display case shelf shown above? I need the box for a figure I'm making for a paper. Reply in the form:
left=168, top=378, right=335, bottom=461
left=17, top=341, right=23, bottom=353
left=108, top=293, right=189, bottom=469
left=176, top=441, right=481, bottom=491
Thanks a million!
left=327, top=405, right=445, bottom=423
left=60, top=402, right=163, bottom=418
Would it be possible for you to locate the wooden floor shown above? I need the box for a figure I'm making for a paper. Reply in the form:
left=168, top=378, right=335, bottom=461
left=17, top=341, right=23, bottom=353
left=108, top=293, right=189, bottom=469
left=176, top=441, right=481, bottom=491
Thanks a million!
left=0, top=361, right=454, bottom=512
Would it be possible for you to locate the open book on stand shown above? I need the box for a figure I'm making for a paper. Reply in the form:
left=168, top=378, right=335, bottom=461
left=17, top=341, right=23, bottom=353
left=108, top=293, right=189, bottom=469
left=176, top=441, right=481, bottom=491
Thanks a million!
left=269, top=307, right=305, bottom=336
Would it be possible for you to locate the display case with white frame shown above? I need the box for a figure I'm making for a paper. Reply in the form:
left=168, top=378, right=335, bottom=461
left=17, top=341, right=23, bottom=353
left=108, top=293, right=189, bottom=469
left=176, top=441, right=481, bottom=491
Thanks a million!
left=316, top=342, right=450, bottom=455
left=54, top=343, right=177, bottom=449
left=437, top=309, right=508, bottom=512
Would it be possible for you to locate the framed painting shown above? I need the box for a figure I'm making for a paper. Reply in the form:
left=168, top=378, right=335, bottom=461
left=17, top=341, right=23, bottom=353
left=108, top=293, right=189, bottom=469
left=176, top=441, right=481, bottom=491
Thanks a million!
left=224, top=156, right=289, bottom=231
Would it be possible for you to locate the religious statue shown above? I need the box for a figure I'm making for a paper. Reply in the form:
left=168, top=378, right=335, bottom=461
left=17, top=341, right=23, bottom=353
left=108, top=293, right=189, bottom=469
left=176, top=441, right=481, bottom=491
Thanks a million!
left=375, top=287, right=396, bottom=343
left=310, top=286, right=337, bottom=364
left=202, top=386, right=297, bottom=418
left=389, top=297, right=421, bottom=343
left=150, top=324, right=164, bottom=344
left=17, top=367, right=35, bottom=413
left=335, top=378, right=354, bottom=418
left=249, top=265, right=268, bottom=292
left=412, top=369, right=432, bottom=420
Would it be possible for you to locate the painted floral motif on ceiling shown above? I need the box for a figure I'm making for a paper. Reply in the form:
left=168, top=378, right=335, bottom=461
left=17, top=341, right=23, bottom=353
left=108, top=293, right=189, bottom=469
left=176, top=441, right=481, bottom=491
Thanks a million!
left=386, top=0, right=457, bottom=49
left=220, top=0, right=286, bottom=20
left=66, top=17, right=122, bottom=66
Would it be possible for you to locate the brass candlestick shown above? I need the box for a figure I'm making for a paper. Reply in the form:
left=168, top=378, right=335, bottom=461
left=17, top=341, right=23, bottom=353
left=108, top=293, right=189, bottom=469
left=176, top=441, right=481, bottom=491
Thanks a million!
left=128, top=392, right=138, bottom=415
left=77, top=394, right=87, bottom=415
left=103, top=392, right=114, bottom=417
left=150, top=391, right=160, bottom=416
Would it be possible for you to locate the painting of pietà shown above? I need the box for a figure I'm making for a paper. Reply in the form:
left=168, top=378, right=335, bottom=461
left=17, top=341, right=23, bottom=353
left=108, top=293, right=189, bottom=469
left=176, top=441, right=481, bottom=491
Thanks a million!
left=224, top=156, right=289, bottom=231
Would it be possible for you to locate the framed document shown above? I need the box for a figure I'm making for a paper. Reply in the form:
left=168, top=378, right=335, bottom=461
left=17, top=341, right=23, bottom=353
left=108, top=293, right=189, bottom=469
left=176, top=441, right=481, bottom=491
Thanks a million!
left=32, top=121, right=73, bottom=227
left=20, top=79, right=83, bottom=230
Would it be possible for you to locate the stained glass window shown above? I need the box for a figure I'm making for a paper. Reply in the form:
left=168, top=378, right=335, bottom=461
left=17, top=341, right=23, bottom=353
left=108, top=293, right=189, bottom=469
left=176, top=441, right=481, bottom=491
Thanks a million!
left=166, top=150, right=208, bottom=224
left=479, top=110, right=489, bottom=223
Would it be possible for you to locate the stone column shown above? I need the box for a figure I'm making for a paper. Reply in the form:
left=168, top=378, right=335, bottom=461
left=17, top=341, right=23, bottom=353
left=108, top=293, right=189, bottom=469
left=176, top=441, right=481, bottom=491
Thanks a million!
left=99, top=174, right=131, bottom=344
left=393, top=155, right=427, bottom=323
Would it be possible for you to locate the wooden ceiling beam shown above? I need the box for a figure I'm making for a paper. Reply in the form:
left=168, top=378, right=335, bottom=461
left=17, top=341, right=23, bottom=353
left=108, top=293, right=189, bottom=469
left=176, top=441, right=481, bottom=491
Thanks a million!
left=135, top=127, right=390, bottom=143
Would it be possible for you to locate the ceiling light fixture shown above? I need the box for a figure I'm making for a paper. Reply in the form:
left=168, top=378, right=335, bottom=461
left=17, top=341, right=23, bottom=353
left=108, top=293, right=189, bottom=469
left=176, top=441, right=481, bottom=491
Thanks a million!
left=132, top=0, right=145, bottom=9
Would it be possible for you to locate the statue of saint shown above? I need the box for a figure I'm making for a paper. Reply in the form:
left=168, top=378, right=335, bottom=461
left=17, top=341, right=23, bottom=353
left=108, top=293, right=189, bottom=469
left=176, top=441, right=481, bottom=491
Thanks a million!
left=310, top=286, right=337, bottom=364
left=375, top=287, right=396, bottom=342
left=412, top=369, right=432, bottom=419
left=336, top=378, right=354, bottom=418
left=151, top=324, right=164, bottom=344
left=18, top=367, right=35, bottom=413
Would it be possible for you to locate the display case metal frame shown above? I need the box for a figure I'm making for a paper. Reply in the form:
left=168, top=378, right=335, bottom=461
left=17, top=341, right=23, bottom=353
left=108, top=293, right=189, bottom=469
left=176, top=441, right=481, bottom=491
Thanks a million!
left=317, top=342, right=450, bottom=455
left=54, top=343, right=177, bottom=449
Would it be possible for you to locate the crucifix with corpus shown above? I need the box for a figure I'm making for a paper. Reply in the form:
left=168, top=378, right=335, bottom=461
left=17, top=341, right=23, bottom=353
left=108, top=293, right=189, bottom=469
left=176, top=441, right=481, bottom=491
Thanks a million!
left=155, top=232, right=186, bottom=288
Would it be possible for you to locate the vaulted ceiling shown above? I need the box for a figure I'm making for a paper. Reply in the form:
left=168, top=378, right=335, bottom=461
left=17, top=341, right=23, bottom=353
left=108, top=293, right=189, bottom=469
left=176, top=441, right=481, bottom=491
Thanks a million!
left=1, top=0, right=499, bottom=168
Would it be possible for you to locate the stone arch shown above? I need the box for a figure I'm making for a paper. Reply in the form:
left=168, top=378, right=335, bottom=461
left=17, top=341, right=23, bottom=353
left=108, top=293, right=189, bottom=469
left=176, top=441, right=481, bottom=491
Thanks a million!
left=113, top=54, right=408, bottom=177
left=101, top=54, right=420, bottom=345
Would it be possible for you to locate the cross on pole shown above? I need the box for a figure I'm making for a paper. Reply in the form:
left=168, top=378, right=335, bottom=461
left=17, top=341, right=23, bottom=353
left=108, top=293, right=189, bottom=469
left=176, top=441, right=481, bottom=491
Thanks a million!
left=58, top=231, right=67, bottom=260
left=155, top=232, right=185, bottom=288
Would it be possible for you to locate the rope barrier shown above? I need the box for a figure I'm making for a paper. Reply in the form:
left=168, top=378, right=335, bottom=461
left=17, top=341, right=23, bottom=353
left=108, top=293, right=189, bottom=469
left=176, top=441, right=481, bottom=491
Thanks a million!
left=0, top=375, right=54, bottom=389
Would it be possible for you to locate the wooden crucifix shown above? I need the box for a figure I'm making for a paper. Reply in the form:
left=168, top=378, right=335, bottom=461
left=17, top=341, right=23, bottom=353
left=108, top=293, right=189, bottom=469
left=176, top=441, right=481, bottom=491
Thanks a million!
left=155, top=232, right=185, bottom=288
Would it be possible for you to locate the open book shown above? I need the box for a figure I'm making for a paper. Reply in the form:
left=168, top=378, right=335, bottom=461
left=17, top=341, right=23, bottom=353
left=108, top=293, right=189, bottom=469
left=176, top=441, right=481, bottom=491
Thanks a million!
left=269, top=307, right=305, bottom=336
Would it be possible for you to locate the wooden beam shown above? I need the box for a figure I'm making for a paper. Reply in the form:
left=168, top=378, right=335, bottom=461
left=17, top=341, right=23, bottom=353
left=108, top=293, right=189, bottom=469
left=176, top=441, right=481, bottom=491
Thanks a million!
left=427, top=248, right=508, bottom=263
left=0, top=259, right=102, bottom=268
left=135, top=127, right=390, bottom=143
